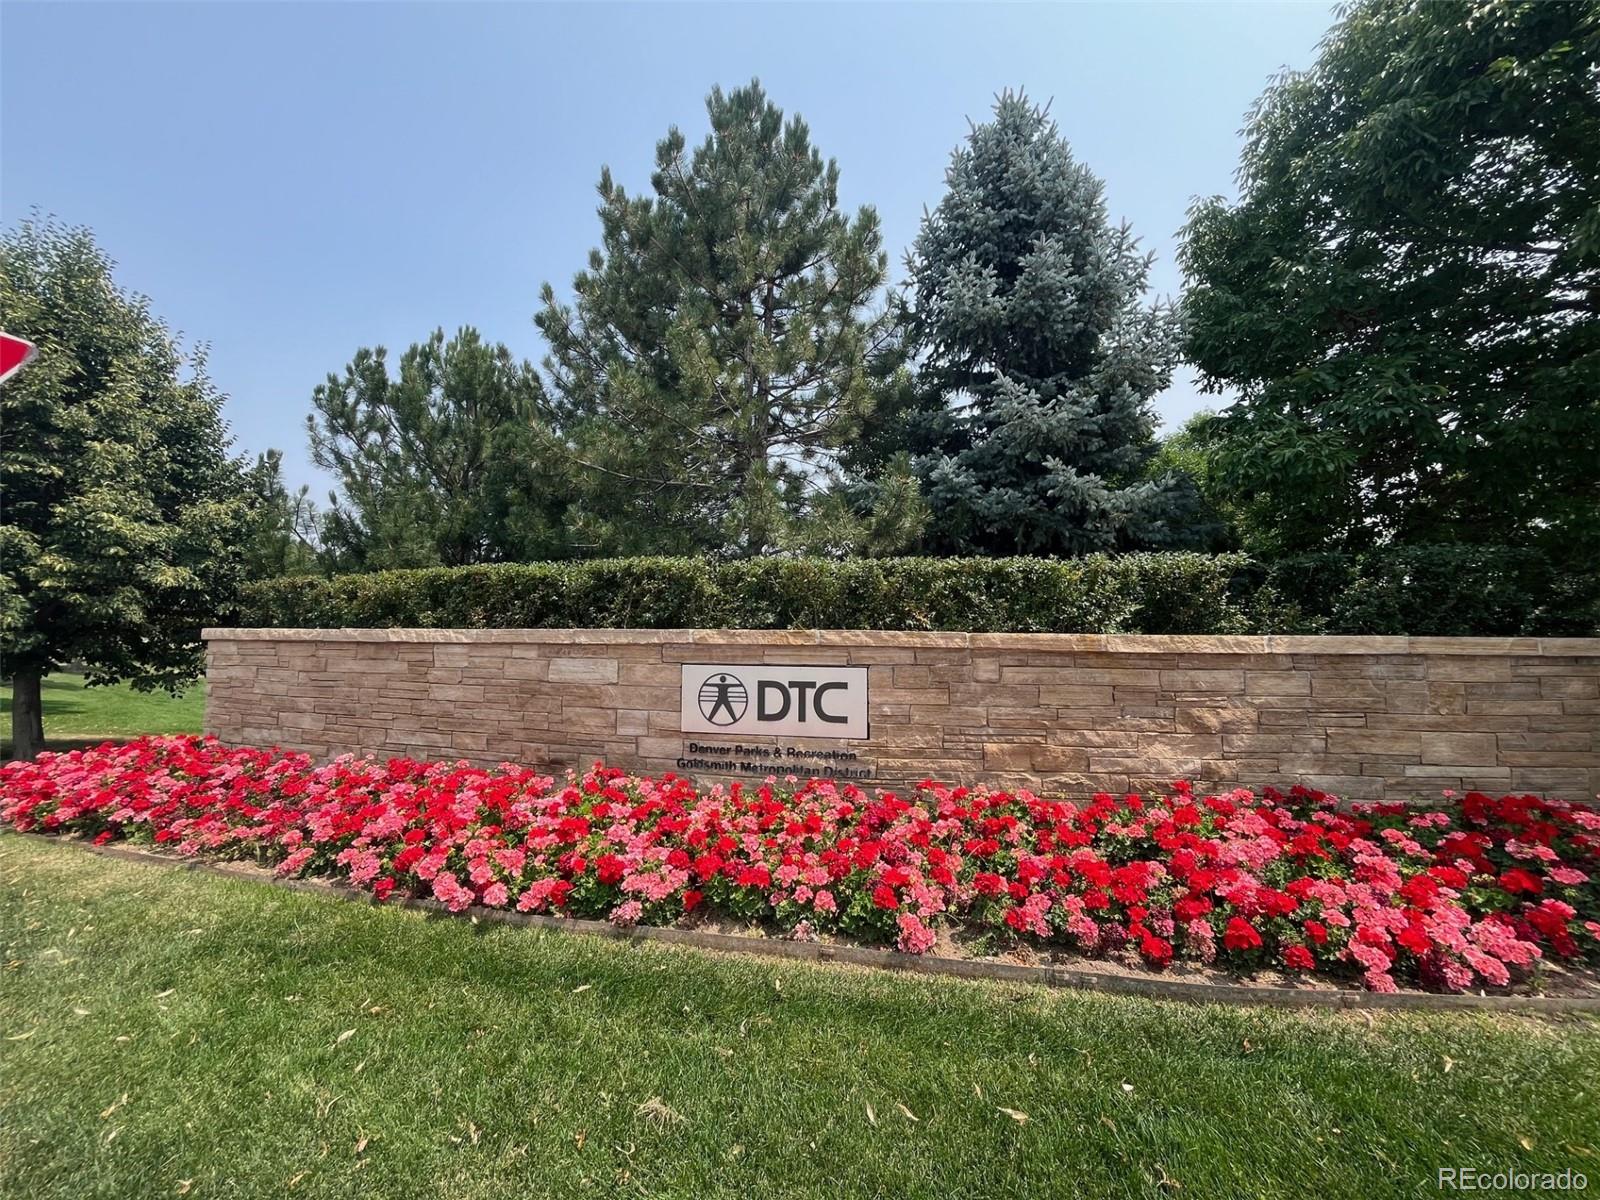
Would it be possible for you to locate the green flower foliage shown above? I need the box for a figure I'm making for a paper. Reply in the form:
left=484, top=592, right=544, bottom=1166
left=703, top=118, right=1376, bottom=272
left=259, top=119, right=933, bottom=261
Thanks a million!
left=1180, top=0, right=1600, bottom=560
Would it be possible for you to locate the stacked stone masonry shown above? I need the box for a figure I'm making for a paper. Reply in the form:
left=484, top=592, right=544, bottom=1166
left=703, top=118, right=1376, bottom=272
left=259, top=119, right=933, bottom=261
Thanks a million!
left=202, top=629, right=1600, bottom=801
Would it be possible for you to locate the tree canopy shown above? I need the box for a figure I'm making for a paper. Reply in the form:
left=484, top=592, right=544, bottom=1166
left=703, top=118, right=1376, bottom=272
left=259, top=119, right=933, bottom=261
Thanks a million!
left=888, top=92, right=1191, bottom=556
left=0, top=216, right=253, bottom=757
left=1180, top=0, right=1600, bottom=559
left=307, top=327, right=567, bottom=569
left=241, top=449, right=320, bottom=579
left=536, top=80, right=898, bottom=556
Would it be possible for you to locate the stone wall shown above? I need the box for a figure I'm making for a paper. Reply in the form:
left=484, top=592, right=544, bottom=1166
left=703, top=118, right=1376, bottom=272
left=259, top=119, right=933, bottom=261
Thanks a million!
left=202, top=629, right=1600, bottom=801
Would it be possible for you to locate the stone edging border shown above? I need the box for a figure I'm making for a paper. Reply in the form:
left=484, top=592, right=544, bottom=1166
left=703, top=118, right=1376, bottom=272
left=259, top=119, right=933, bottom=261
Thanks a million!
left=12, top=831, right=1600, bottom=1016
left=201, top=627, right=1600, bottom=657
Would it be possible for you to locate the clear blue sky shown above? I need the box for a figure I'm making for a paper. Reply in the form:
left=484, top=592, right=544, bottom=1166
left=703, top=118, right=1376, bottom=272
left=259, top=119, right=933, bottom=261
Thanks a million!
left=2, top=1, right=1335, bottom=497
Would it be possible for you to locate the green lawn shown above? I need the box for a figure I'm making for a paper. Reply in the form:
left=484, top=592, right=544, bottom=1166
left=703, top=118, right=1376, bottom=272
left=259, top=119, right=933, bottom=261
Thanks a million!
left=2, top=837, right=1596, bottom=1199
left=1, top=674, right=204, bottom=758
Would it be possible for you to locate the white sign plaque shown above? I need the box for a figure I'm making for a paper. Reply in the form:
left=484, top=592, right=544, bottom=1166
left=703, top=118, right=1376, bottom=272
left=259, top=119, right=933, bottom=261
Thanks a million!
left=679, top=663, right=869, bottom=739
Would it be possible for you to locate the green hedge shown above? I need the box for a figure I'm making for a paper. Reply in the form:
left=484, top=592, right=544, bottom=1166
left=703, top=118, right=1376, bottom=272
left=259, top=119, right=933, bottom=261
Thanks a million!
left=235, top=548, right=1597, bottom=637
left=1249, top=546, right=1598, bottom=638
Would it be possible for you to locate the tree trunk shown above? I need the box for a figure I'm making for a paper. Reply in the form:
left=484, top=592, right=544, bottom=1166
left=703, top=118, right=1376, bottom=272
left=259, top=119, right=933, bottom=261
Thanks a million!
left=9, top=672, right=44, bottom=761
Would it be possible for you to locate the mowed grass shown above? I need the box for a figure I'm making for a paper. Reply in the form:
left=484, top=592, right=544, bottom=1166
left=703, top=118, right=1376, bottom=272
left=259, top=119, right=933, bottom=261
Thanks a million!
left=2, top=837, right=1597, bottom=1200
left=1, top=674, right=204, bottom=758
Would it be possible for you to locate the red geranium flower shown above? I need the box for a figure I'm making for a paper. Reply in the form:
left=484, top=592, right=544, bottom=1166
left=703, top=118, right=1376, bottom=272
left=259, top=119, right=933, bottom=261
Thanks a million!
left=1223, top=916, right=1262, bottom=951
left=1174, top=895, right=1212, bottom=922
left=735, top=865, right=771, bottom=889
left=1428, top=864, right=1469, bottom=890
left=1499, top=868, right=1543, bottom=896
left=1140, top=935, right=1174, bottom=967
left=6, top=740, right=1596, bottom=997
left=1396, top=918, right=1432, bottom=956
left=1398, top=875, right=1439, bottom=906
left=972, top=872, right=1006, bottom=897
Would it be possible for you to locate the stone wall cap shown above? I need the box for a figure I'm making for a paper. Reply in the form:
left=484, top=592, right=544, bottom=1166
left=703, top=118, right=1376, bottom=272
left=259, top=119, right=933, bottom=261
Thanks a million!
left=970, top=633, right=1107, bottom=651
left=203, top=627, right=1600, bottom=656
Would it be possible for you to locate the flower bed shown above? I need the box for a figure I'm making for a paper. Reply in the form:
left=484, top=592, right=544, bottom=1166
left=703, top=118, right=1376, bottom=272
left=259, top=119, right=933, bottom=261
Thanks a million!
left=3, top=736, right=1598, bottom=994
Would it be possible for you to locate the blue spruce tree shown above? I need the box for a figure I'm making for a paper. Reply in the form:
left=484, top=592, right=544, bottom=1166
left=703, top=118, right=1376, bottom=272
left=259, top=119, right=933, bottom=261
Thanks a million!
left=904, top=92, right=1191, bottom=555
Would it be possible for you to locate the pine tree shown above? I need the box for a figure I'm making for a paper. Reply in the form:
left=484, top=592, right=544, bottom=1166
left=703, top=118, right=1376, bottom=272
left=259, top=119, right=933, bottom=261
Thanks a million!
left=904, top=92, right=1188, bottom=555
left=307, top=328, right=568, bottom=568
left=536, top=80, right=896, bottom=555
left=241, top=450, right=321, bottom=578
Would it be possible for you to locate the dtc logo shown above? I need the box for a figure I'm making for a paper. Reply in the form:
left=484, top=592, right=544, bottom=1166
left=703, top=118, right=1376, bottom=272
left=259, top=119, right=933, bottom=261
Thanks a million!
left=753, top=678, right=851, bottom=724
left=681, top=664, right=870, bottom=739
left=697, top=673, right=749, bottom=726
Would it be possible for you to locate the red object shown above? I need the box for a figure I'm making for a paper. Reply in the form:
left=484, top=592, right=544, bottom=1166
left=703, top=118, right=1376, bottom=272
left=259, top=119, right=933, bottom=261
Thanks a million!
left=0, top=332, right=37, bottom=384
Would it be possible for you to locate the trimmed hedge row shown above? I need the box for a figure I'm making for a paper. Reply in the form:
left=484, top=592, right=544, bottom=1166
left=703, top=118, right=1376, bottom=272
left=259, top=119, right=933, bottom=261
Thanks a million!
left=235, top=547, right=1597, bottom=636
left=1243, top=546, right=1598, bottom=638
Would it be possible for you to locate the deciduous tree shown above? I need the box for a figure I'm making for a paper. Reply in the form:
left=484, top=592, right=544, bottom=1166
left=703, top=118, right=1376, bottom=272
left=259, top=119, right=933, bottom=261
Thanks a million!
left=1180, top=0, right=1600, bottom=558
left=0, top=217, right=252, bottom=758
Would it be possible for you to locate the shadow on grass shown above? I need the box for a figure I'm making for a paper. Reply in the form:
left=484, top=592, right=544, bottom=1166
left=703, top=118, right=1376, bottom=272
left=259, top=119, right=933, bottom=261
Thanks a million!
left=1, top=678, right=90, bottom=725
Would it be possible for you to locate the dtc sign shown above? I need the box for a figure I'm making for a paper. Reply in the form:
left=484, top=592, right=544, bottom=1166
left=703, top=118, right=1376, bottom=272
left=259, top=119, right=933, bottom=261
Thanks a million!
left=679, top=663, right=869, bottom=739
